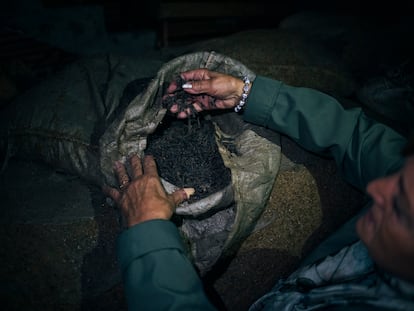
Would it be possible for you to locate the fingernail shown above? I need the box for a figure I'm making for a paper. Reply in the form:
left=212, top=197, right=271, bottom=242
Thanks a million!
left=183, top=187, right=195, bottom=199
left=182, top=83, right=192, bottom=89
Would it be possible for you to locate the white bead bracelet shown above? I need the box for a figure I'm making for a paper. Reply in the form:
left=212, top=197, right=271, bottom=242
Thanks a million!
left=234, top=76, right=251, bottom=112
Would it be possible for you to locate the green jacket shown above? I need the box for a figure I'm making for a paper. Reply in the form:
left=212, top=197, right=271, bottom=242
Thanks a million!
left=117, top=76, right=406, bottom=310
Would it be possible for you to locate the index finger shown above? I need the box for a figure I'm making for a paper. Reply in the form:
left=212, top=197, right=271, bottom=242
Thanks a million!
left=143, top=155, right=159, bottom=177
left=166, top=80, right=180, bottom=93
left=129, top=154, right=143, bottom=179
left=180, top=68, right=217, bottom=82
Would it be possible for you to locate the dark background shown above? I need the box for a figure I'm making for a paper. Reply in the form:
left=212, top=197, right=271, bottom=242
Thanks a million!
left=1, top=1, right=413, bottom=311
left=3, top=0, right=414, bottom=46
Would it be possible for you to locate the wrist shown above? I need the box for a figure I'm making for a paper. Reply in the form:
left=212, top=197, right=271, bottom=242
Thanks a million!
left=127, top=210, right=173, bottom=228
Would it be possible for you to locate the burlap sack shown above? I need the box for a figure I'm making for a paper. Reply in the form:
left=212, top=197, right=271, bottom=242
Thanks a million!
left=100, top=51, right=281, bottom=273
left=0, top=51, right=281, bottom=274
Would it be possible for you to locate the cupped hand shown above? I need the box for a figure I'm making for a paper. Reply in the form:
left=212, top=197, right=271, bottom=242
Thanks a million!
left=103, top=154, right=191, bottom=228
left=166, top=69, right=247, bottom=118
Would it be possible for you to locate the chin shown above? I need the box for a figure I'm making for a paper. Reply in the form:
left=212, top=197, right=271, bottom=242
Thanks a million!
left=369, top=248, right=414, bottom=283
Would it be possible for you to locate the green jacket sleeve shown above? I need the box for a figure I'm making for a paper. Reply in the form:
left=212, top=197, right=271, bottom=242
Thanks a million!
left=117, top=219, right=217, bottom=311
left=244, top=76, right=406, bottom=191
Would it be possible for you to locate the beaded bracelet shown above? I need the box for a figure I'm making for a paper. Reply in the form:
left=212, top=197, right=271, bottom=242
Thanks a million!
left=234, top=76, right=251, bottom=112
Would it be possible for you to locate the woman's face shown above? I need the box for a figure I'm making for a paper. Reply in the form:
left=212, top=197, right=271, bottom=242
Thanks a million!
left=357, top=155, right=414, bottom=281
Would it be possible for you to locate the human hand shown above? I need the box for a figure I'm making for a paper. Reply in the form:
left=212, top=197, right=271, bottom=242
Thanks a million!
left=103, top=154, right=194, bottom=228
left=165, top=69, right=249, bottom=118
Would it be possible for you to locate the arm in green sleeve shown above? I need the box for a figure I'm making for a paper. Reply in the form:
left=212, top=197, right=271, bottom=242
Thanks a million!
left=117, top=219, right=216, bottom=311
left=244, top=76, right=406, bottom=191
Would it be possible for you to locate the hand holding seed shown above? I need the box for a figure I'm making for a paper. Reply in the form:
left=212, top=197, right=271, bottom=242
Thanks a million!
left=165, top=69, right=247, bottom=119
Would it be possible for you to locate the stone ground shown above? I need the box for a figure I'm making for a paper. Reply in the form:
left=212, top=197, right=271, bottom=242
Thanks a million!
left=1, top=11, right=412, bottom=311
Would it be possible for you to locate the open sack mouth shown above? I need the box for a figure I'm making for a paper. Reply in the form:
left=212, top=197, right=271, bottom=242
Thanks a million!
left=145, top=115, right=234, bottom=217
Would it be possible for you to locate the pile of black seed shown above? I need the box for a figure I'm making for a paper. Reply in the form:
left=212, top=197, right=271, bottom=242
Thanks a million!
left=145, top=115, right=232, bottom=203
left=144, top=75, right=231, bottom=203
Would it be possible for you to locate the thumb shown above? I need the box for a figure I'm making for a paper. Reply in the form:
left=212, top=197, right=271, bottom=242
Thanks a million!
left=170, top=187, right=195, bottom=205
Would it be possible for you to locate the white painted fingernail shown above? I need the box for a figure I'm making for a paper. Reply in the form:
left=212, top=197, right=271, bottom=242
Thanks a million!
left=183, top=187, right=195, bottom=199
left=182, top=83, right=192, bottom=89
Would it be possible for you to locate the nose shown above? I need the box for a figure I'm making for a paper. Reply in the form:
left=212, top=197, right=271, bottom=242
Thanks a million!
left=366, top=174, right=399, bottom=210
